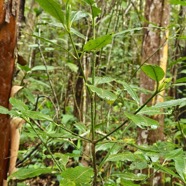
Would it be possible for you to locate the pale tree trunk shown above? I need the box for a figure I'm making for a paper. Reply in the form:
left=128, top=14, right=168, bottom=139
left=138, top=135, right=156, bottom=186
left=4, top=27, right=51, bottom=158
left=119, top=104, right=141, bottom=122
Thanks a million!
left=0, top=0, right=19, bottom=184
left=138, top=0, right=170, bottom=185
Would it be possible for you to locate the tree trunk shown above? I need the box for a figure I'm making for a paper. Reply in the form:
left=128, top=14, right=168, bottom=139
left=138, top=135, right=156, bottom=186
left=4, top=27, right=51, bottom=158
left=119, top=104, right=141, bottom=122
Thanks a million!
left=0, top=0, right=19, bottom=184
left=138, top=0, right=170, bottom=185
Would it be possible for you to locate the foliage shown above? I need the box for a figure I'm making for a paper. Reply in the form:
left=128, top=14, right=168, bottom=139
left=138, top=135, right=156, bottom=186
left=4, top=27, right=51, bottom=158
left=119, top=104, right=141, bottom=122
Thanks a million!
left=1, top=0, right=186, bottom=185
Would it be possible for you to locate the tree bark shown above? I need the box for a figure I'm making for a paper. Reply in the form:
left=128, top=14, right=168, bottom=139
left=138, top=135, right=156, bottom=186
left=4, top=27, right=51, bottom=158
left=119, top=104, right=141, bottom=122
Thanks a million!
left=138, top=0, right=170, bottom=185
left=0, top=0, right=19, bottom=184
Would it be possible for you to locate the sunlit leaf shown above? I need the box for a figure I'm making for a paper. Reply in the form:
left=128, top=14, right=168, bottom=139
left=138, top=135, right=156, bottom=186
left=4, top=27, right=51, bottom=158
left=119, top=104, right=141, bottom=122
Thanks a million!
left=170, top=0, right=186, bottom=5
left=174, top=155, right=186, bottom=182
left=66, top=62, right=78, bottom=73
left=83, top=34, right=112, bottom=51
left=153, top=162, right=180, bottom=178
left=0, top=106, right=10, bottom=114
left=153, top=98, right=186, bottom=108
left=31, top=65, right=56, bottom=71
left=141, top=65, right=164, bottom=82
left=71, top=11, right=88, bottom=23
left=8, top=167, right=52, bottom=181
left=10, top=98, right=28, bottom=111
left=117, top=80, right=139, bottom=104
left=112, top=172, right=147, bottom=181
left=87, top=84, right=117, bottom=101
left=106, top=152, right=135, bottom=162
left=89, top=76, right=114, bottom=85
left=125, top=112, right=159, bottom=129
left=22, top=110, right=53, bottom=121
left=61, top=166, right=93, bottom=185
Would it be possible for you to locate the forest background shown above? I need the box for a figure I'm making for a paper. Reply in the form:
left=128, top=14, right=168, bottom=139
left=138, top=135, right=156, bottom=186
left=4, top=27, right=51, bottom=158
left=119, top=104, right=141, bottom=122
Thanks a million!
left=0, top=0, right=186, bottom=186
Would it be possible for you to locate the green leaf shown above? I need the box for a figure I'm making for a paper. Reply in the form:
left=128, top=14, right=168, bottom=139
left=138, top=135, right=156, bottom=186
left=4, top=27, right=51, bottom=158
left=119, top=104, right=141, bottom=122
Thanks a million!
left=62, top=114, right=76, bottom=124
left=60, top=179, right=76, bottom=186
left=141, top=65, right=165, bottom=82
left=83, top=0, right=95, bottom=5
left=153, top=98, right=186, bottom=108
left=61, top=166, right=93, bottom=185
left=87, top=84, right=117, bottom=101
left=22, top=88, right=35, bottom=105
left=153, top=162, right=180, bottom=178
left=66, top=62, right=78, bottom=73
left=164, top=148, right=183, bottom=160
left=22, top=110, right=53, bottom=121
left=31, top=65, right=56, bottom=71
left=71, top=28, right=86, bottom=40
left=121, top=179, right=140, bottom=186
left=0, top=106, right=10, bottom=114
left=114, top=27, right=143, bottom=36
left=174, top=155, right=186, bottom=182
left=170, top=0, right=186, bottom=5
left=10, top=98, right=28, bottom=111
left=92, top=6, right=101, bottom=17
left=89, top=76, right=114, bottom=85
left=35, top=0, right=64, bottom=24
left=176, top=77, right=186, bottom=83
left=71, top=11, right=88, bottom=23
left=117, top=80, right=139, bottom=104
left=28, top=77, right=50, bottom=88
left=125, top=112, right=159, bottom=129
left=106, top=152, right=135, bottom=162
left=112, top=172, right=146, bottom=181
left=83, top=34, right=112, bottom=51
left=8, top=167, right=52, bottom=181
left=138, top=106, right=162, bottom=116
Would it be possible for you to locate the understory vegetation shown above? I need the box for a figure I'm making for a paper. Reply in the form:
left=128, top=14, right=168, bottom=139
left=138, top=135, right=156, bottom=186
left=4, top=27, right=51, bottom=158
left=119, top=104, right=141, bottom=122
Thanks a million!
left=1, top=0, right=186, bottom=185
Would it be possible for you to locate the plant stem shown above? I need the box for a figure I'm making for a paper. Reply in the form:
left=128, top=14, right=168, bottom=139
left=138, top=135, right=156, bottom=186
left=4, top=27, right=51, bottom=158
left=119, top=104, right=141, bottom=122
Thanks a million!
left=26, top=119, right=63, bottom=172
left=96, top=90, right=159, bottom=143
left=90, top=5, right=97, bottom=185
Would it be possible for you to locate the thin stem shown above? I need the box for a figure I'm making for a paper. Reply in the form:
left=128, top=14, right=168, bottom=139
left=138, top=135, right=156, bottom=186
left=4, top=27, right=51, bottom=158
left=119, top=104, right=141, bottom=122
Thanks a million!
left=90, top=6, right=97, bottom=186
left=96, top=90, right=159, bottom=143
left=26, top=119, right=63, bottom=172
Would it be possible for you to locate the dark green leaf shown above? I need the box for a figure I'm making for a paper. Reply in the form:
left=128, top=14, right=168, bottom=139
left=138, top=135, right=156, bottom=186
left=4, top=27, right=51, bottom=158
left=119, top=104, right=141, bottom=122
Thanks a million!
left=141, top=65, right=164, bottom=82
left=35, top=0, right=64, bottom=24
left=92, top=6, right=101, bottom=17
